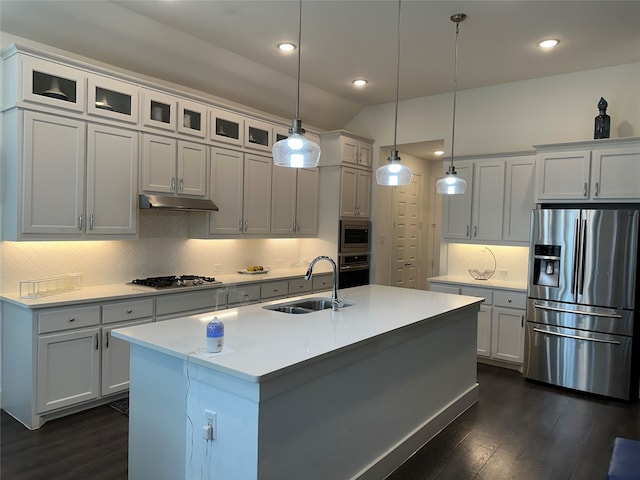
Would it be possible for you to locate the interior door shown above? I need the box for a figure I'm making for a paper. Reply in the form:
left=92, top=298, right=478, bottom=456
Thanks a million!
left=392, top=174, right=420, bottom=288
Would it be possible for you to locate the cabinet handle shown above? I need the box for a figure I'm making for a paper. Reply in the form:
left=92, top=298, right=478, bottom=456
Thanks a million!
left=179, top=178, right=184, bottom=192
left=244, top=220, right=248, bottom=231
left=68, top=317, right=76, bottom=323
left=466, top=225, right=469, bottom=237
left=474, top=226, right=477, bottom=238
left=521, top=315, right=524, bottom=328
left=239, top=220, right=244, bottom=231
left=171, top=177, right=176, bottom=192
left=95, top=333, right=99, bottom=350
left=594, top=182, right=599, bottom=197
left=105, top=331, right=110, bottom=348
left=78, top=213, right=83, bottom=230
left=583, top=182, right=588, bottom=197
left=89, top=213, right=94, bottom=231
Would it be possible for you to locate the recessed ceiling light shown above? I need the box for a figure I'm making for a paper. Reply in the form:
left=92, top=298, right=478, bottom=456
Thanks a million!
left=434, top=150, right=445, bottom=156
left=277, top=42, right=296, bottom=52
left=352, top=79, right=368, bottom=87
left=538, top=39, right=559, bottom=49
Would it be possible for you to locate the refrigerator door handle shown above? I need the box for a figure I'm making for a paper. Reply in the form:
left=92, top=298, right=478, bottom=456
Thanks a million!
left=533, top=302, right=623, bottom=319
left=571, top=219, right=580, bottom=295
left=578, top=219, right=587, bottom=295
left=533, top=327, right=622, bottom=345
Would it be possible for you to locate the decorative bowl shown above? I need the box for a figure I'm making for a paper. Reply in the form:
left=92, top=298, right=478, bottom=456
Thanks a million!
left=468, top=269, right=495, bottom=280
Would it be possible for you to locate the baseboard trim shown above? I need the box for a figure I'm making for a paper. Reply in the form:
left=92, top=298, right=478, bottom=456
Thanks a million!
left=354, top=383, right=480, bottom=480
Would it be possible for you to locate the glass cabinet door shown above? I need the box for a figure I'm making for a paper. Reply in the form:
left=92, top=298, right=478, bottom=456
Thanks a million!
left=209, top=108, right=244, bottom=147
left=87, top=75, right=139, bottom=124
left=178, top=99, right=206, bottom=138
left=244, top=119, right=273, bottom=153
left=23, top=57, right=85, bottom=112
left=142, top=89, right=176, bottom=131
left=273, top=125, right=290, bottom=144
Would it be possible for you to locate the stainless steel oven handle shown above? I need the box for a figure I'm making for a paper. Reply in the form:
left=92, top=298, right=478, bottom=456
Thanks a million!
left=533, top=303, right=623, bottom=319
left=533, top=327, right=621, bottom=345
left=340, top=264, right=369, bottom=272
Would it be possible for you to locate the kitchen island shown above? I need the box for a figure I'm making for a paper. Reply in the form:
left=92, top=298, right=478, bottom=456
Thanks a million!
left=112, top=284, right=482, bottom=480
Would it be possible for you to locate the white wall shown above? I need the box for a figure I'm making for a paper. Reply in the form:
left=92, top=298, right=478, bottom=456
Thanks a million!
left=346, top=62, right=640, bottom=282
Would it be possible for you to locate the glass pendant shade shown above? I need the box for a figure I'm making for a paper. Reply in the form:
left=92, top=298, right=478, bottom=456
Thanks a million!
left=376, top=151, right=412, bottom=186
left=273, top=121, right=321, bottom=168
left=436, top=166, right=467, bottom=194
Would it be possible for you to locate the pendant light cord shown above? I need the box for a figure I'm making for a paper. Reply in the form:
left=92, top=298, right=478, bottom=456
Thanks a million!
left=393, top=0, right=401, bottom=151
left=450, top=19, right=460, bottom=170
left=295, top=0, right=302, bottom=121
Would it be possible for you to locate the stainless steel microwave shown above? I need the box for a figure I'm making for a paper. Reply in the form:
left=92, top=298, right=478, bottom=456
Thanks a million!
left=339, top=219, right=371, bottom=253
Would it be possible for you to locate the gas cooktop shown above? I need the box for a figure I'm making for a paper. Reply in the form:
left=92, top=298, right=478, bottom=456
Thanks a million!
left=130, top=275, right=221, bottom=289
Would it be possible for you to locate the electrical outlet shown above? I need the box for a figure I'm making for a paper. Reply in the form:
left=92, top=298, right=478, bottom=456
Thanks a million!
left=204, top=410, right=217, bottom=441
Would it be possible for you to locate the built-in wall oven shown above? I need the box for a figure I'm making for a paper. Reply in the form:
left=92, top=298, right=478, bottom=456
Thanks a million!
left=338, top=253, right=370, bottom=289
left=338, top=219, right=371, bottom=288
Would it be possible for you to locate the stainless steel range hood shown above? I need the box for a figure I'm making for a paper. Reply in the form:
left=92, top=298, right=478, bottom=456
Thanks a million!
left=139, top=194, right=219, bottom=212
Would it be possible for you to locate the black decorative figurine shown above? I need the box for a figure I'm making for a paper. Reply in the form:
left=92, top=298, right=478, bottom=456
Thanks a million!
left=594, top=97, right=610, bottom=139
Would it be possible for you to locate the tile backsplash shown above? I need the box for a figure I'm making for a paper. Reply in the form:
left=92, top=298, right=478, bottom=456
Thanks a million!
left=0, top=211, right=321, bottom=293
left=445, top=243, right=529, bottom=282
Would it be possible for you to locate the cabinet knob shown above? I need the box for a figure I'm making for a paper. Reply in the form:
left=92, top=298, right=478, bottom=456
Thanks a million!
left=127, top=309, right=133, bottom=314
left=507, top=298, right=512, bottom=303
left=68, top=317, right=76, bottom=322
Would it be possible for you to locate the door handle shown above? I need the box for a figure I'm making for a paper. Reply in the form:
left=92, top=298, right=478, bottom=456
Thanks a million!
left=533, top=327, right=621, bottom=345
left=533, top=303, right=623, bottom=319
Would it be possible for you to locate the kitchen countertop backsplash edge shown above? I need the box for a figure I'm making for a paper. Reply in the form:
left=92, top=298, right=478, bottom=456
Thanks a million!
left=428, top=275, right=527, bottom=292
left=0, top=267, right=333, bottom=309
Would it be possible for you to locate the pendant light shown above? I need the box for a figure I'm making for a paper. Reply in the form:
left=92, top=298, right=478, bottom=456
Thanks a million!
left=272, top=0, right=321, bottom=168
left=375, top=0, right=412, bottom=186
left=436, top=13, right=468, bottom=195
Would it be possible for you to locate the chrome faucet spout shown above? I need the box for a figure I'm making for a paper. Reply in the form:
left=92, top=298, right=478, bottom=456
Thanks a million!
left=305, top=256, right=342, bottom=310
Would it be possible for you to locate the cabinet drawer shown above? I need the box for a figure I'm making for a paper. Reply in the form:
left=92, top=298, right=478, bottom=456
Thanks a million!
left=38, top=306, right=101, bottom=334
left=429, top=283, right=461, bottom=295
left=461, top=287, right=493, bottom=304
left=260, top=281, right=289, bottom=300
left=156, top=288, right=228, bottom=317
left=228, top=285, right=261, bottom=305
left=312, top=274, right=333, bottom=291
left=493, top=291, right=527, bottom=309
left=102, top=299, right=154, bottom=324
left=288, top=278, right=312, bottom=295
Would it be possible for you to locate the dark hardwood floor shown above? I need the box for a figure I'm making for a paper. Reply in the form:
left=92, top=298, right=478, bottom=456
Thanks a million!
left=2, top=364, right=638, bottom=480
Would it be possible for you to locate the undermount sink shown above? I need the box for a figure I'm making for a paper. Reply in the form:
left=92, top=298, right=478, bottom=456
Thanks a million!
left=263, top=297, right=353, bottom=314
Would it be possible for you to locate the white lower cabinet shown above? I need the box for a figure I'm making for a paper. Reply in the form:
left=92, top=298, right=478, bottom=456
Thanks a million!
left=37, top=326, right=101, bottom=413
left=429, top=281, right=525, bottom=367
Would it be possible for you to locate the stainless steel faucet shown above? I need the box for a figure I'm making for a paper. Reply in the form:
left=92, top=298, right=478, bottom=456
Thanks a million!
left=305, top=256, right=342, bottom=310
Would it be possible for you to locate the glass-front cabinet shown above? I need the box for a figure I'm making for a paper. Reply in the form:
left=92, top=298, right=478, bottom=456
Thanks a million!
left=87, top=74, right=139, bottom=124
left=244, top=118, right=272, bottom=152
left=142, top=89, right=176, bottom=131
left=178, top=99, right=206, bottom=138
left=209, top=107, right=244, bottom=147
left=22, top=56, right=85, bottom=112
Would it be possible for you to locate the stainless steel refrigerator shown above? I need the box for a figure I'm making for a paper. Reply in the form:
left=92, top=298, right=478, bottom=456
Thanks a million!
left=524, top=208, right=640, bottom=400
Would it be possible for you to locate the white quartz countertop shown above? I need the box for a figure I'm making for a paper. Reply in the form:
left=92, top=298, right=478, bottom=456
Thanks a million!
left=112, top=284, right=483, bottom=383
left=428, top=275, right=527, bottom=292
left=0, top=266, right=332, bottom=308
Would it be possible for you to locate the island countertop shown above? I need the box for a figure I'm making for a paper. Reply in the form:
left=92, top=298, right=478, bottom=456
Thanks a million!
left=112, top=284, right=482, bottom=383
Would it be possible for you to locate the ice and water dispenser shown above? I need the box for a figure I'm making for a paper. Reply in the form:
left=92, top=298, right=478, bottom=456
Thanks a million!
left=532, top=245, right=561, bottom=287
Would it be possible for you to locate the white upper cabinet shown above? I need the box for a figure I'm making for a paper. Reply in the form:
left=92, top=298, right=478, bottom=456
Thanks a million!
left=535, top=138, right=640, bottom=202
left=244, top=119, right=273, bottom=153
left=86, top=123, right=138, bottom=236
left=87, top=74, right=139, bottom=124
left=442, top=155, right=534, bottom=244
left=320, top=130, right=374, bottom=169
left=177, top=98, right=207, bottom=138
left=141, top=133, right=207, bottom=197
left=21, top=111, right=86, bottom=237
left=271, top=166, right=319, bottom=236
left=19, top=56, right=86, bottom=113
left=340, top=167, right=371, bottom=218
left=209, top=108, right=244, bottom=147
left=142, top=89, right=177, bottom=131
left=502, top=156, right=536, bottom=243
